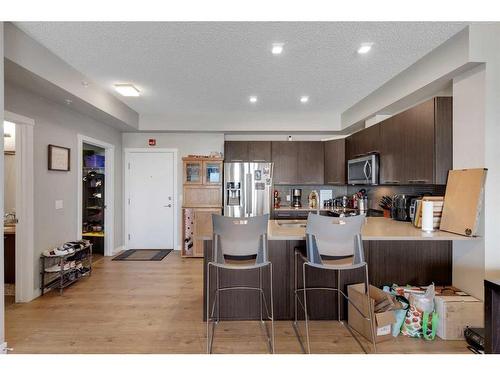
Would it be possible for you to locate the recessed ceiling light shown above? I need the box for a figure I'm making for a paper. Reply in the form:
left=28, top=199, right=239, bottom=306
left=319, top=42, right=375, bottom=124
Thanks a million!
left=249, top=96, right=258, bottom=103
left=357, top=43, right=373, bottom=54
left=300, top=96, right=309, bottom=103
left=271, top=43, right=284, bottom=55
left=114, top=83, right=141, bottom=97
left=64, top=99, right=73, bottom=105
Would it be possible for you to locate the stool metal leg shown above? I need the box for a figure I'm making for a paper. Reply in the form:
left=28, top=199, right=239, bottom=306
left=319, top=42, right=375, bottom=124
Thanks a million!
left=269, top=263, right=275, bottom=354
left=303, top=262, right=311, bottom=354
left=337, top=270, right=341, bottom=322
left=365, top=264, right=377, bottom=354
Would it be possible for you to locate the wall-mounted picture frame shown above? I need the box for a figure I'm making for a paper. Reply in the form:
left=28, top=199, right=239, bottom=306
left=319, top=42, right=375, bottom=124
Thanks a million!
left=48, top=144, right=71, bottom=171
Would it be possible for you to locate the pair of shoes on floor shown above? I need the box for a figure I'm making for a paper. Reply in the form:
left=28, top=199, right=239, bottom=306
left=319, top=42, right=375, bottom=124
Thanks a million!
left=43, top=244, right=75, bottom=257
left=44, top=260, right=77, bottom=273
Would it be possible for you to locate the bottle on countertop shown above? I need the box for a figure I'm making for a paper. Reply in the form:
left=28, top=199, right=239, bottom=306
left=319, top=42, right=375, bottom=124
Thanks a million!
left=308, top=190, right=318, bottom=209
left=273, top=190, right=281, bottom=209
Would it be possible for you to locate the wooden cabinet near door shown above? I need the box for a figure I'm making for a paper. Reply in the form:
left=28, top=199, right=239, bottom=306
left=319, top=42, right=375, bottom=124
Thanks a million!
left=324, top=138, right=346, bottom=185
left=193, top=208, right=221, bottom=257
left=182, top=156, right=223, bottom=258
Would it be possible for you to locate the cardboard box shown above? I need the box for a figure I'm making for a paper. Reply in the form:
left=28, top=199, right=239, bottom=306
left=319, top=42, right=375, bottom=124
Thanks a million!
left=435, top=295, right=484, bottom=340
left=347, top=283, right=397, bottom=343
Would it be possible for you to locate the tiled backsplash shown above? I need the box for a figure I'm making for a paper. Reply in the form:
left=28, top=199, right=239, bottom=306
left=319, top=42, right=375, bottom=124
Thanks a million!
left=273, top=184, right=446, bottom=210
left=273, top=185, right=347, bottom=207
left=347, top=184, right=447, bottom=210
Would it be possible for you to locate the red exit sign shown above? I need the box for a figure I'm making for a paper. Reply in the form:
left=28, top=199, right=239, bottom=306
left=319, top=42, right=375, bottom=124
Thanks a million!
left=148, top=138, right=157, bottom=146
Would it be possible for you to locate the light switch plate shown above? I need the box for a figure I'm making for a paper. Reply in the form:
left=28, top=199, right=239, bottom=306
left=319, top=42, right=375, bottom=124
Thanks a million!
left=55, top=200, right=63, bottom=210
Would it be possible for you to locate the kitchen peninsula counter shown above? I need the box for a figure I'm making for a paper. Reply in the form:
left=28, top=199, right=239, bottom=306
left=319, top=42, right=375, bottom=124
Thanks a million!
left=268, top=217, right=475, bottom=241
left=203, top=217, right=475, bottom=321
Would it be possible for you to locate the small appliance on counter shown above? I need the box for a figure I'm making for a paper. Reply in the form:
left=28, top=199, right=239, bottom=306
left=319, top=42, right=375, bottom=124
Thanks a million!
left=391, top=194, right=418, bottom=221
left=291, top=188, right=302, bottom=208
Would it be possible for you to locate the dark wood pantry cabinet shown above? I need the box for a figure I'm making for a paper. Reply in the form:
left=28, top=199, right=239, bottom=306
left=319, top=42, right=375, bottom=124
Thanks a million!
left=324, top=138, right=346, bottom=185
left=297, top=141, right=324, bottom=185
left=271, top=141, right=299, bottom=184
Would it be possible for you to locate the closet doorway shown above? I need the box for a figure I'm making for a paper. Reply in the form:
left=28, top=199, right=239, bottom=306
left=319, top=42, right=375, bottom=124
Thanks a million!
left=77, top=135, right=114, bottom=257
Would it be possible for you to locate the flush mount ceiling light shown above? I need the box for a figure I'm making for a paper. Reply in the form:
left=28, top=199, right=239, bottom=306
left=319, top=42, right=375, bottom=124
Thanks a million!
left=249, top=96, right=258, bottom=103
left=300, top=96, right=309, bottom=103
left=357, top=42, right=373, bottom=54
left=114, top=83, right=141, bottom=97
left=271, top=43, right=284, bottom=55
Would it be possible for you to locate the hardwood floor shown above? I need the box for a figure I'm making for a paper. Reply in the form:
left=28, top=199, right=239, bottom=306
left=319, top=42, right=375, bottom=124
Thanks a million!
left=5, top=252, right=470, bottom=354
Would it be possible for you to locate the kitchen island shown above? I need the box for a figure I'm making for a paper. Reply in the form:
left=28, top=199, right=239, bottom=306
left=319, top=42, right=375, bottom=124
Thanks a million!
left=203, top=217, right=475, bottom=321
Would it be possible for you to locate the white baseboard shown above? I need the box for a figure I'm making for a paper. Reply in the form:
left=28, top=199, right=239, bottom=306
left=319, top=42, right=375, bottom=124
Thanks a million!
left=1, top=342, right=11, bottom=354
left=112, top=245, right=126, bottom=255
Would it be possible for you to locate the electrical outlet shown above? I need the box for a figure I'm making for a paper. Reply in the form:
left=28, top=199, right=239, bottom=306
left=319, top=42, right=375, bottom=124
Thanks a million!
left=55, top=200, right=63, bottom=210
left=286, top=195, right=291, bottom=202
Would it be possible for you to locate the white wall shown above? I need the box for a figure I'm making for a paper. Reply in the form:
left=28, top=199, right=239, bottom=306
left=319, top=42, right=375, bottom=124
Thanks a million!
left=0, top=21, right=6, bottom=348
left=468, top=24, right=500, bottom=283
left=3, top=154, right=16, bottom=213
left=4, top=82, right=124, bottom=294
left=122, top=132, right=224, bottom=249
left=452, top=64, right=486, bottom=298
left=4, top=23, right=139, bottom=131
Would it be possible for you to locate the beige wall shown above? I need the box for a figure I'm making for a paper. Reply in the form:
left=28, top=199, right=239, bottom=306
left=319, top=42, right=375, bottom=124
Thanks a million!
left=122, top=132, right=224, bottom=249
left=4, top=82, right=124, bottom=293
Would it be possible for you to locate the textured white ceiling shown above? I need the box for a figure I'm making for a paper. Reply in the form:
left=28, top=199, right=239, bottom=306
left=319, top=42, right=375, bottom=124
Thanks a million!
left=14, top=22, right=467, bottom=132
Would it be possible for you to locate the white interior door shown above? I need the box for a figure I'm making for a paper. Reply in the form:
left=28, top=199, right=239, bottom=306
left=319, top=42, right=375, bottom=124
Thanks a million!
left=127, top=152, right=174, bottom=249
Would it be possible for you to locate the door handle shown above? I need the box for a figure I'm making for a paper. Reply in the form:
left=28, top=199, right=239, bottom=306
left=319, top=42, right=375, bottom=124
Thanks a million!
left=363, top=161, right=369, bottom=182
left=163, top=204, right=172, bottom=208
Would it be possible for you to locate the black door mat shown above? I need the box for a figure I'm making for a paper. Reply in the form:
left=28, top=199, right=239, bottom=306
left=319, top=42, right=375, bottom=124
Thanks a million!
left=112, top=249, right=172, bottom=261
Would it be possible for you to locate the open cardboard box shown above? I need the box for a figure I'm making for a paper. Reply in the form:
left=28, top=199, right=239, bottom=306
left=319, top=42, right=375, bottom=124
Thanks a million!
left=347, top=283, right=397, bottom=343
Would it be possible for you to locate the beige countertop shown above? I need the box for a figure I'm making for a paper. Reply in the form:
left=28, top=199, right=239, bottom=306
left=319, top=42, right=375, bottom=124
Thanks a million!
left=268, top=217, right=477, bottom=241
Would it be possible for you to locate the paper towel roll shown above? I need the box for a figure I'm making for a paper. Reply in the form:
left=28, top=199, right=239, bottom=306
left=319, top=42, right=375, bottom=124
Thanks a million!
left=422, top=201, right=434, bottom=232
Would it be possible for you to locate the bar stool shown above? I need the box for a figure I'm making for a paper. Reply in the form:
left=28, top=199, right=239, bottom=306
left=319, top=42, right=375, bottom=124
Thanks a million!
left=293, top=213, right=377, bottom=354
left=206, top=214, right=275, bottom=354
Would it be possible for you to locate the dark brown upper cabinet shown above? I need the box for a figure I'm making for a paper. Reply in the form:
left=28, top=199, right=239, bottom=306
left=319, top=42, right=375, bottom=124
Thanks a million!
left=271, top=141, right=299, bottom=184
left=247, top=141, right=272, bottom=162
left=224, top=141, right=248, bottom=162
left=324, top=139, right=346, bottom=185
left=379, top=97, right=452, bottom=185
left=224, top=141, right=272, bottom=162
left=297, top=142, right=325, bottom=185
left=346, top=124, right=381, bottom=160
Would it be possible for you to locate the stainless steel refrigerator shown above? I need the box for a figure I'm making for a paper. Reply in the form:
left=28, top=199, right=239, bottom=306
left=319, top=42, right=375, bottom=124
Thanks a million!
left=224, top=162, right=274, bottom=217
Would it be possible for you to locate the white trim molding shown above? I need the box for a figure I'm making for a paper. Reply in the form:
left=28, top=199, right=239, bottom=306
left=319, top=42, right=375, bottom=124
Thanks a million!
left=4, top=111, right=35, bottom=303
left=123, top=148, right=179, bottom=251
left=77, top=134, right=115, bottom=257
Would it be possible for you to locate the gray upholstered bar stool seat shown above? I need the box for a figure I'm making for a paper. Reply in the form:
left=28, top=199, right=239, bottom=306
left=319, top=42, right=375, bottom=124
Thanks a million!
left=293, top=213, right=377, bottom=354
left=206, top=214, right=275, bottom=354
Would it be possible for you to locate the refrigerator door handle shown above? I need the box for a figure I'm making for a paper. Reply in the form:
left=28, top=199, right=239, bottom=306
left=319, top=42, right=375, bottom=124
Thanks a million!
left=245, top=172, right=252, bottom=215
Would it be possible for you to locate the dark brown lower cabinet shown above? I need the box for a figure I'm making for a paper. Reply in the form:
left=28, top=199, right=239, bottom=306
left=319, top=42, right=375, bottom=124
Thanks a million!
left=4, top=233, right=15, bottom=284
left=485, top=279, right=500, bottom=354
left=203, top=239, right=452, bottom=320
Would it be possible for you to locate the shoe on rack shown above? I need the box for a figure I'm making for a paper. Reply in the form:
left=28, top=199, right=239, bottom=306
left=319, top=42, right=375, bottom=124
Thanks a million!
left=43, top=248, right=69, bottom=257
left=44, top=262, right=71, bottom=273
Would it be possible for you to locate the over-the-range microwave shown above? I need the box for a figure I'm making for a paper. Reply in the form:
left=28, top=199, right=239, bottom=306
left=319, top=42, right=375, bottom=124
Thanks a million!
left=347, top=154, right=379, bottom=185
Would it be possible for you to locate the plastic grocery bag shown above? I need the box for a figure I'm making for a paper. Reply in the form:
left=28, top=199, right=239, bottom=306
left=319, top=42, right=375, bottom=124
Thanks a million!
left=383, top=285, right=410, bottom=337
left=401, top=284, right=438, bottom=339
